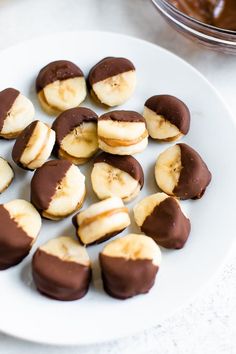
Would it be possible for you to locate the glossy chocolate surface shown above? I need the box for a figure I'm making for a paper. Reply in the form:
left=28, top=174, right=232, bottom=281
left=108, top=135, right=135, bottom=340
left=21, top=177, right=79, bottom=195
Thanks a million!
left=94, top=152, right=144, bottom=187
left=141, top=197, right=191, bottom=249
left=174, top=143, right=212, bottom=200
left=31, top=159, right=71, bottom=211
left=88, top=57, right=135, bottom=85
left=36, top=60, right=84, bottom=92
left=99, top=254, right=158, bottom=299
left=169, top=0, right=236, bottom=30
left=32, top=249, right=91, bottom=301
left=0, top=205, right=32, bottom=270
left=145, top=95, right=190, bottom=134
left=52, top=107, right=98, bottom=145
left=0, top=88, right=19, bottom=131
left=99, top=110, right=145, bottom=123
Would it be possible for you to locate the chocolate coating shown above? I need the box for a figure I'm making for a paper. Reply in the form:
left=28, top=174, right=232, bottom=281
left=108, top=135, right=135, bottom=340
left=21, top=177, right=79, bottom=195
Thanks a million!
left=213, top=0, right=236, bottom=30
left=52, top=107, right=98, bottom=148
left=99, top=110, right=145, bottom=123
left=0, top=88, right=19, bottom=131
left=12, top=120, right=38, bottom=169
left=145, top=95, right=190, bottom=134
left=169, top=0, right=236, bottom=31
left=32, top=249, right=91, bottom=301
left=36, top=60, right=84, bottom=92
left=0, top=205, right=32, bottom=269
left=174, top=143, right=212, bottom=200
left=141, top=197, right=191, bottom=249
left=94, top=152, right=144, bottom=188
left=99, top=254, right=158, bottom=299
left=31, top=159, right=71, bottom=212
left=88, top=57, right=135, bottom=86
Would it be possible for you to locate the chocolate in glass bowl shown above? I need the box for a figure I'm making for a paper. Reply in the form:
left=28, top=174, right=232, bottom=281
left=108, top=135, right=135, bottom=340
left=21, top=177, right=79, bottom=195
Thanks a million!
left=168, top=0, right=236, bottom=30
left=152, top=0, right=236, bottom=54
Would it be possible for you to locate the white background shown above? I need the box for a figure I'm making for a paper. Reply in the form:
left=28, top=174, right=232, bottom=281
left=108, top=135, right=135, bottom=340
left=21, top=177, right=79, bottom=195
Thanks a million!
left=0, top=0, right=236, bottom=353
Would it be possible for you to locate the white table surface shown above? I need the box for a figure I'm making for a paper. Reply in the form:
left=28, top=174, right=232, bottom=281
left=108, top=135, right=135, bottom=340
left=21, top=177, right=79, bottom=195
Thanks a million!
left=0, top=0, right=236, bottom=353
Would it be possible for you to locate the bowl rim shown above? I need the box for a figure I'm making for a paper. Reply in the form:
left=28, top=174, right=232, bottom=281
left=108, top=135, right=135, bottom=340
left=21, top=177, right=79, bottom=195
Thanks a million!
left=152, top=0, right=236, bottom=35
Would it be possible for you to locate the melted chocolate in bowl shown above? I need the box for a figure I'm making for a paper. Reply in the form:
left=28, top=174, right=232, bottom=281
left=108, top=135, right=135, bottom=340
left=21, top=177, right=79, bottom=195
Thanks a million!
left=169, top=0, right=236, bottom=30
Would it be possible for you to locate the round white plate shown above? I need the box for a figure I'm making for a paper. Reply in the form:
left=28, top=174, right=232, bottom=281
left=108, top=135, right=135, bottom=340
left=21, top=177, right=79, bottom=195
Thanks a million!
left=0, top=31, right=235, bottom=346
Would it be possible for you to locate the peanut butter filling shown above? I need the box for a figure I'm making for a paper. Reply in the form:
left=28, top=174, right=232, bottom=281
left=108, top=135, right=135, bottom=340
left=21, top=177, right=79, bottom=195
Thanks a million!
left=100, top=130, right=148, bottom=147
left=79, top=207, right=129, bottom=228
left=59, top=148, right=90, bottom=165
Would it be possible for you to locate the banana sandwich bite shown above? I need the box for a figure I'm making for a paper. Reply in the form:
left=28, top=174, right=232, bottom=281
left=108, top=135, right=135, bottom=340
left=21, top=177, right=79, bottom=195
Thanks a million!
left=98, top=110, right=148, bottom=155
left=36, top=60, right=87, bottom=115
left=32, top=236, right=91, bottom=301
left=134, top=193, right=191, bottom=249
left=52, top=107, right=98, bottom=165
left=0, top=157, right=14, bottom=193
left=0, top=199, right=41, bottom=270
left=144, top=95, right=190, bottom=141
left=0, top=88, right=34, bottom=139
left=31, top=159, right=85, bottom=220
left=73, top=196, right=130, bottom=246
left=99, top=233, right=161, bottom=299
left=12, top=120, right=56, bottom=170
left=91, top=152, right=144, bottom=202
left=155, top=143, right=212, bottom=200
left=88, top=57, right=136, bottom=107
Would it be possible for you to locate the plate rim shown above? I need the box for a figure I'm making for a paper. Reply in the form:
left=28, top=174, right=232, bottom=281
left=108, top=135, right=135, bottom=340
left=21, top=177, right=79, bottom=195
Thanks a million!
left=0, top=30, right=235, bottom=346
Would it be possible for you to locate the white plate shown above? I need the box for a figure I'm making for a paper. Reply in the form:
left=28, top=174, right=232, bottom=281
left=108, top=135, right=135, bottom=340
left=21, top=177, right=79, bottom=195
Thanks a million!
left=0, top=31, right=235, bottom=346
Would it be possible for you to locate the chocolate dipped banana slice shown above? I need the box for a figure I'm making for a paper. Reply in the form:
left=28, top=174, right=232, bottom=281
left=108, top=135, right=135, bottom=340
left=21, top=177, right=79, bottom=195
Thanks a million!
left=144, top=95, right=190, bottom=141
left=31, top=159, right=85, bottom=220
left=36, top=60, right=87, bottom=115
left=134, top=193, right=191, bottom=249
left=12, top=120, right=56, bottom=170
left=73, top=196, right=130, bottom=246
left=0, top=157, right=14, bottom=193
left=99, top=233, right=161, bottom=299
left=52, top=107, right=98, bottom=165
left=98, top=110, right=148, bottom=155
left=0, top=88, right=35, bottom=139
left=155, top=143, right=212, bottom=200
left=32, top=236, right=91, bottom=301
left=0, top=199, right=41, bottom=270
left=91, top=152, right=144, bottom=202
left=88, top=57, right=136, bottom=107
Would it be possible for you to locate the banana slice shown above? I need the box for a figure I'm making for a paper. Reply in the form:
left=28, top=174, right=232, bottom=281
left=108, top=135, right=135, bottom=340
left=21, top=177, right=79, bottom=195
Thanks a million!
left=99, top=233, right=161, bottom=299
left=73, top=196, right=130, bottom=246
left=91, top=152, right=144, bottom=202
left=155, top=143, right=212, bottom=200
left=52, top=107, right=98, bottom=165
left=155, top=144, right=182, bottom=196
left=32, top=236, right=91, bottom=301
left=0, top=199, right=41, bottom=269
left=134, top=192, right=169, bottom=226
left=88, top=57, right=136, bottom=107
left=43, top=77, right=86, bottom=112
left=133, top=193, right=191, bottom=249
left=92, top=71, right=136, bottom=107
left=31, top=159, right=86, bottom=220
left=98, top=110, right=148, bottom=155
left=36, top=60, right=87, bottom=115
left=0, top=88, right=35, bottom=139
left=0, top=157, right=14, bottom=193
left=12, top=120, right=55, bottom=170
left=144, top=95, right=190, bottom=141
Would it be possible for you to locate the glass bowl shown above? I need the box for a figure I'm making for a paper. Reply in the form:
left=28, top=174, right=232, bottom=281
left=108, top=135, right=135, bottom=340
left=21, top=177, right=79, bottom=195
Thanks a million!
left=151, top=0, right=236, bottom=54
